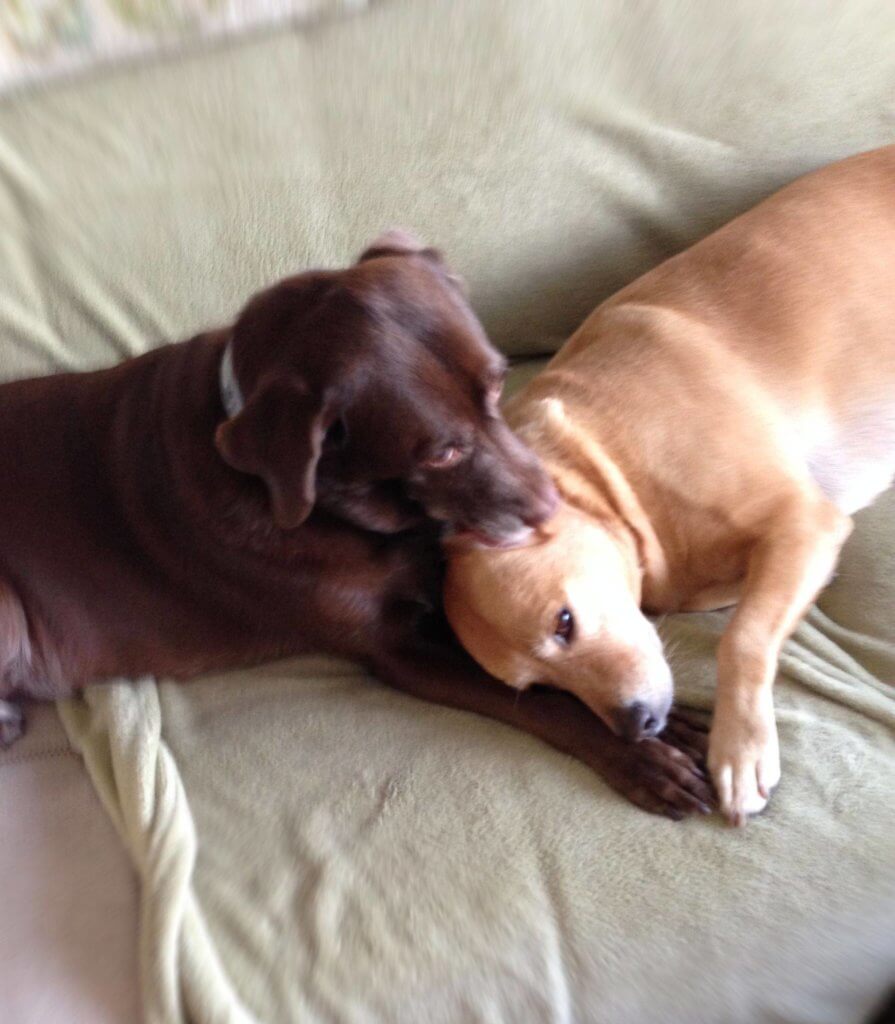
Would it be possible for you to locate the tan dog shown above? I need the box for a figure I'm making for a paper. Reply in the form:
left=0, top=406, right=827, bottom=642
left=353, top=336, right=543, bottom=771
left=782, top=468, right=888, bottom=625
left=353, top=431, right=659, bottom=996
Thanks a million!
left=444, top=145, right=895, bottom=825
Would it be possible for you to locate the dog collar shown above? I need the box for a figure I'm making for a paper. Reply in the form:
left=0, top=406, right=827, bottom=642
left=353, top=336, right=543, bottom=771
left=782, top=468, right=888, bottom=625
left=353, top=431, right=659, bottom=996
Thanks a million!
left=219, top=342, right=244, bottom=419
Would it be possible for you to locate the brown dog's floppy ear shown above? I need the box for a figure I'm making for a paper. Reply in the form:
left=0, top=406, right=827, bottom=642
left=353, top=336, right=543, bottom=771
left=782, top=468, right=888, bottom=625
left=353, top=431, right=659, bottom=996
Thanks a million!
left=359, top=228, right=428, bottom=262
left=215, top=377, right=328, bottom=530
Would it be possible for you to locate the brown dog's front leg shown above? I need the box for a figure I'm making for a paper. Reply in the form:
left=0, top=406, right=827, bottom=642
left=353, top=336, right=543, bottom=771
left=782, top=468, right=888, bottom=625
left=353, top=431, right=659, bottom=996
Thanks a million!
left=372, top=640, right=714, bottom=820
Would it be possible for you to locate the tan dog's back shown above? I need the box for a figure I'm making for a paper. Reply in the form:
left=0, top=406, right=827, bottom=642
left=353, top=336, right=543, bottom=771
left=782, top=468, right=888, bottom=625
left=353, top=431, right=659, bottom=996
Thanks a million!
left=513, top=146, right=895, bottom=529
left=550, top=145, right=895, bottom=400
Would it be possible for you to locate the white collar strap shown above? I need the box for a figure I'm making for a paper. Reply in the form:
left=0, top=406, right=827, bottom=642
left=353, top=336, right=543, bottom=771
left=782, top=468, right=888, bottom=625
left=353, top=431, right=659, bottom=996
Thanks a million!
left=219, top=341, right=244, bottom=419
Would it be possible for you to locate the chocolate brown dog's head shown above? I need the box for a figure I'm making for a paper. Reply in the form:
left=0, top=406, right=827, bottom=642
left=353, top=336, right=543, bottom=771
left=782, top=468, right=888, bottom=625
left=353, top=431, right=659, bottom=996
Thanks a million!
left=215, top=230, right=556, bottom=541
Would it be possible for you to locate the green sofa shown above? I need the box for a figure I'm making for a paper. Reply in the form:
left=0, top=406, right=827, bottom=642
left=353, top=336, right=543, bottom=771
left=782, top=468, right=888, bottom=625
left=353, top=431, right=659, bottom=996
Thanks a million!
left=1, top=3, right=893, bottom=1022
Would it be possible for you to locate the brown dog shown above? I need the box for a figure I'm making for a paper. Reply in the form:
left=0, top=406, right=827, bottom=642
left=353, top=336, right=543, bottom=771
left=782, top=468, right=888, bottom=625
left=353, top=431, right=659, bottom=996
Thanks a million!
left=0, top=230, right=712, bottom=819
left=445, top=146, right=895, bottom=825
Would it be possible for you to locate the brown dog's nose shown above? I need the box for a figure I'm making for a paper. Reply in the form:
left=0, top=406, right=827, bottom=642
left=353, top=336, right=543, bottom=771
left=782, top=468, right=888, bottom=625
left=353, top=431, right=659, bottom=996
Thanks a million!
left=609, top=701, right=665, bottom=742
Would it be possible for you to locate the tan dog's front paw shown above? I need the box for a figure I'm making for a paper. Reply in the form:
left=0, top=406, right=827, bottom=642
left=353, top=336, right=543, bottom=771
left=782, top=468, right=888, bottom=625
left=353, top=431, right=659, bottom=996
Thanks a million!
left=708, top=699, right=780, bottom=826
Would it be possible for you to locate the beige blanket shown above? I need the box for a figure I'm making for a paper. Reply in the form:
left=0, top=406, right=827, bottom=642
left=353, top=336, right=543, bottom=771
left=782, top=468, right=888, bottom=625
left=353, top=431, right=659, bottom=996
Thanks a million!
left=1, top=2, right=893, bottom=1020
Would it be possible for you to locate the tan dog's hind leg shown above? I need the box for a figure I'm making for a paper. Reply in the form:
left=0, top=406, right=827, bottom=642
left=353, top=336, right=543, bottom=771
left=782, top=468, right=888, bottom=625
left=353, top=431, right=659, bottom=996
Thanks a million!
left=709, top=496, right=852, bottom=825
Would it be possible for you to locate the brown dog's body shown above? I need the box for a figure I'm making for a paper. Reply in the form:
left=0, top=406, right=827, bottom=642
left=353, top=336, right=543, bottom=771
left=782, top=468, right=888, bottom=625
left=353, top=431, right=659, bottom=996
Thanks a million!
left=0, top=232, right=713, bottom=820
left=446, top=146, right=895, bottom=824
left=0, top=335, right=415, bottom=693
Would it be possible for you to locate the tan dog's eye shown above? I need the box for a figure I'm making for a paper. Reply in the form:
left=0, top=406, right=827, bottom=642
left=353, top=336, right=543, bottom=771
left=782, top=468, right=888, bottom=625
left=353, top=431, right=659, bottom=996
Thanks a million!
left=423, top=445, right=465, bottom=470
left=554, top=607, right=575, bottom=644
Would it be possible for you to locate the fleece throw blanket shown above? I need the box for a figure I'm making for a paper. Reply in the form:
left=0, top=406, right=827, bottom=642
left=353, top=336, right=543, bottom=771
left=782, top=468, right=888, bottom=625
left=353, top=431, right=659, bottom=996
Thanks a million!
left=0, top=1, right=893, bottom=1020
left=58, top=476, right=895, bottom=1024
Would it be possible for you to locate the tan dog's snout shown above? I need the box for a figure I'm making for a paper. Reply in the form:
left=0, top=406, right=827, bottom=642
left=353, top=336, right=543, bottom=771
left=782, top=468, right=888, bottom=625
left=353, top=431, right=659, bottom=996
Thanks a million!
left=576, top=633, right=674, bottom=740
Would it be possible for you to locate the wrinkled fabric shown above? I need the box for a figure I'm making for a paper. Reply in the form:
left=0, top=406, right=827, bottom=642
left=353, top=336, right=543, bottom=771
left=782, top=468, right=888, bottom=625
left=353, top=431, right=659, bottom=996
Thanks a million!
left=0, top=1, right=892, bottom=1021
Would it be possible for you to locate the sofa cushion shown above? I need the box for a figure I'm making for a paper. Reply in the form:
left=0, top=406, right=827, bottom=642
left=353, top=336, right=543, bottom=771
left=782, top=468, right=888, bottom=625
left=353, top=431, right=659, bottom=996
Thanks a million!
left=2, top=0, right=894, bottom=370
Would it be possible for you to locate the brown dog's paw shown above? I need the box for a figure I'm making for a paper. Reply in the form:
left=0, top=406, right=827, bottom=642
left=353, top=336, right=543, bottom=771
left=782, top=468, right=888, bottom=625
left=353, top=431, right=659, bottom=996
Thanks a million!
left=598, top=732, right=716, bottom=821
left=0, top=701, right=25, bottom=748
left=660, top=708, right=711, bottom=763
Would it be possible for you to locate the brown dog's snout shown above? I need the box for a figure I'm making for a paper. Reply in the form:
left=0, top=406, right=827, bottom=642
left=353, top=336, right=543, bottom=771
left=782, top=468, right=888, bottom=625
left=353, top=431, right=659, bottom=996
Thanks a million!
left=496, top=434, right=559, bottom=530
left=523, top=473, right=559, bottom=527
left=608, top=699, right=669, bottom=742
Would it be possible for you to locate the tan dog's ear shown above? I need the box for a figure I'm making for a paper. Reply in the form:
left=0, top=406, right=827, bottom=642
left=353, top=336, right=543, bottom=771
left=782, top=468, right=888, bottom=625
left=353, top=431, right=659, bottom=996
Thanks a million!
left=444, top=568, right=540, bottom=690
left=215, top=377, right=328, bottom=530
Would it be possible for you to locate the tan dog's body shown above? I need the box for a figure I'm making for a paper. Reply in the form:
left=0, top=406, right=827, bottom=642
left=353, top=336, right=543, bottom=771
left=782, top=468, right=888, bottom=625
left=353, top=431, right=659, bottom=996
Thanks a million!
left=445, top=145, right=895, bottom=824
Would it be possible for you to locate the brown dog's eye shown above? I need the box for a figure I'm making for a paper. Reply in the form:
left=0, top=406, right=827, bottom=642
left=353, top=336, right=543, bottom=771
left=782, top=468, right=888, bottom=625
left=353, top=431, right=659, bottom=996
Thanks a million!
left=423, top=445, right=465, bottom=470
left=554, top=607, right=574, bottom=644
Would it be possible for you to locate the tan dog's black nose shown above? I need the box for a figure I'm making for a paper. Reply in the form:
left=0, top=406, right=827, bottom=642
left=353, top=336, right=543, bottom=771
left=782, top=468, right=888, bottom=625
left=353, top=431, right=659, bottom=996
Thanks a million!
left=609, top=701, right=666, bottom=742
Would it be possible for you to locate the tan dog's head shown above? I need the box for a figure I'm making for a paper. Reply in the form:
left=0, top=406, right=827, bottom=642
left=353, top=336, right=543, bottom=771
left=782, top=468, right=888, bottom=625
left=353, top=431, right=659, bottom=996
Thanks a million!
left=444, top=502, right=673, bottom=740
